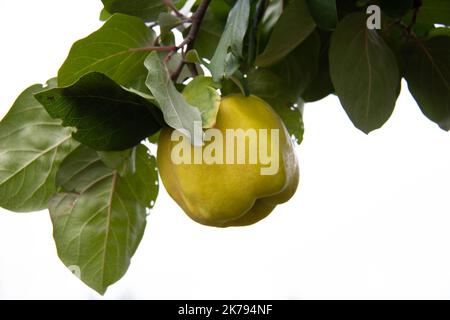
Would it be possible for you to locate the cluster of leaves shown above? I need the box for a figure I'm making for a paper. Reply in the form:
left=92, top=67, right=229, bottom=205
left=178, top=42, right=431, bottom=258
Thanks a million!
left=0, top=0, right=449, bottom=294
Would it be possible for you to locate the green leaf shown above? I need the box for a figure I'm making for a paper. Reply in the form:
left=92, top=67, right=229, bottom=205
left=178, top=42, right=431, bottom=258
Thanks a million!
left=248, top=69, right=285, bottom=100
left=193, top=8, right=228, bottom=59
left=404, top=36, right=450, bottom=130
left=302, top=55, right=334, bottom=102
left=302, top=32, right=334, bottom=102
left=249, top=31, right=320, bottom=102
left=58, top=14, right=155, bottom=88
left=256, top=0, right=316, bottom=67
left=272, top=101, right=304, bottom=144
left=306, top=0, right=338, bottom=30
left=209, top=0, right=251, bottom=81
left=182, top=76, right=221, bottom=128
left=98, top=148, right=137, bottom=177
left=259, top=0, right=283, bottom=46
left=144, top=52, right=203, bottom=145
left=247, top=70, right=305, bottom=143
left=101, top=0, right=178, bottom=22
left=34, top=72, right=163, bottom=151
left=329, top=13, right=400, bottom=133
left=0, top=82, right=77, bottom=212
left=49, top=144, right=157, bottom=295
left=429, top=27, right=450, bottom=38
left=417, top=0, right=450, bottom=26
left=185, top=49, right=202, bottom=63
left=271, top=31, right=321, bottom=98
left=148, top=130, right=161, bottom=144
left=379, top=0, right=413, bottom=18
left=99, top=8, right=112, bottom=21
left=158, top=12, right=182, bottom=35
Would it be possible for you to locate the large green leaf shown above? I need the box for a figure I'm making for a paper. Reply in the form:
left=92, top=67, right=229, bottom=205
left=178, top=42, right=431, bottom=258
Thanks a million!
left=49, top=144, right=158, bottom=295
left=306, top=0, right=338, bottom=30
left=256, top=0, right=316, bottom=67
left=417, top=0, right=450, bottom=26
left=34, top=72, right=163, bottom=151
left=0, top=82, right=77, bottom=212
left=101, top=0, right=178, bottom=22
left=58, top=14, right=155, bottom=88
left=144, top=52, right=203, bottom=145
left=404, top=36, right=450, bottom=130
left=209, top=0, right=250, bottom=81
left=182, top=76, right=221, bottom=128
left=329, top=13, right=400, bottom=133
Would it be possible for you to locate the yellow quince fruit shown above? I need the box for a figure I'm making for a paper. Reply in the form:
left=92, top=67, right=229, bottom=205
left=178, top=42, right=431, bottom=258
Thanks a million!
left=157, top=94, right=299, bottom=227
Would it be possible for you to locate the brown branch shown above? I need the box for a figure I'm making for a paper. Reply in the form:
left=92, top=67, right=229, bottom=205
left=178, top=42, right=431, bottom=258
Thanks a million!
left=171, top=0, right=212, bottom=81
left=406, top=0, right=422, bottom=39
left=128, top=0, right=212, bottom=81
left=129, top=45, right=177, bottom=53
left=163, top=0, right=190, bottom=20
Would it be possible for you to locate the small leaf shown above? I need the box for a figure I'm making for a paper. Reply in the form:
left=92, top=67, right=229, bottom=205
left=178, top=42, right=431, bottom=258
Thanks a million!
left=99, top=8, right=112, bottom=21
left=34, top=72, right=163, bottom=151
left=256, top=0, right=316, bottom=67
left=144, top=52, right=203, bottom=145
left=49, top=144, right=158, bottom=295
left=0, top=81, right=77, bottom=212
left=58, top=14, right=155, bottom=89
left=306, top=0, right=338, bottom=30
left=272, top=101, right=305, bottom=144
left=209, top=0, right=251, bottom=81
left=182, top=76, right=221, bottom=128
left=158, top=12, right=182, bottom=34
left=329, top=13, right=400, bottom=133
left=416, top=0, right=450, bottom=26
left=101, top=0, right=179, bottom=22
left=404, top=36, right=450, bottom=130
left=185, top=49, right=202, bottom=63
left=148, top=130, right=160, bottom=144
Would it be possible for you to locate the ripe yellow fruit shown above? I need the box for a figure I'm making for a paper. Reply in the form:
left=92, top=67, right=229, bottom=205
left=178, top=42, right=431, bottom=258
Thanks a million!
left=157, top=94, right=299, bottom=227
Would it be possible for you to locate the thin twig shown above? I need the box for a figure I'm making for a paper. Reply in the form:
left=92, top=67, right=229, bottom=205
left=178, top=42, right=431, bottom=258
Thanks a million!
left=172, top=0, right=212, bottom=81
left=163, top=0, right=190, bottom=20
left=128, top=0, right=212, bottom=81
left=406, top=0, right=422, bottom=40
left=129, top=45, right=178, bottom=53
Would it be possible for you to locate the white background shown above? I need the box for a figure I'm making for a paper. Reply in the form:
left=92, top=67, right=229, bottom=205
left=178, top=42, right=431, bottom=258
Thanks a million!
left=1, top=0, right=450, bottom=300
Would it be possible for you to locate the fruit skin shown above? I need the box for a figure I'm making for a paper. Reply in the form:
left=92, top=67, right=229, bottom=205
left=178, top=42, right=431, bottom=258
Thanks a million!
left=157, top=94, right=299, bottom=227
